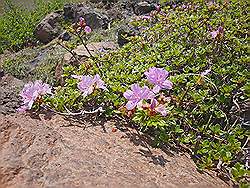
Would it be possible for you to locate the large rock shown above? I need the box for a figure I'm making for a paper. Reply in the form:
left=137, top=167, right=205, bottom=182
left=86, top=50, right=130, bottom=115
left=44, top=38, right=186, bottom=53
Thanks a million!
left=63, top=3, right=77, bottom=19
left=34, top=12, right=63, bottom=43
left=64, top=4, right=109, bottom=29
left=64, top=41, right=118, bottom=63
left=0, top=113, right=231, bottom=187
left=35, top=12, right=63, bottom=43
left=134, top=1, right=155, bottom=15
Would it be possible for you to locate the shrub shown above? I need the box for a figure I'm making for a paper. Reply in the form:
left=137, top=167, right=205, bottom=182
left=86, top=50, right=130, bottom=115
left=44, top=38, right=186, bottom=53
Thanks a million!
left=18, top=0, right=249, bottom=186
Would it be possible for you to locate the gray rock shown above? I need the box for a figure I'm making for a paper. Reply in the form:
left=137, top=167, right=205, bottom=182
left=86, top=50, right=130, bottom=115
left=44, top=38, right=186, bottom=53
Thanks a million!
left=64, top=4, right=109, bottom=30
left=134, top=1, right=155, bottom=15
left=63, top=3, right=77, bottom=19
left=76, top=7, right=109, bottom=29
left=59, top=31, right=71, bottom=41
left=117, top=25, right=139, bottom=47
left=34, top=12, right=63, bottom=43
left=64, top=41, right=118, bottom=63
left=0, top=75, right=24, bottom=115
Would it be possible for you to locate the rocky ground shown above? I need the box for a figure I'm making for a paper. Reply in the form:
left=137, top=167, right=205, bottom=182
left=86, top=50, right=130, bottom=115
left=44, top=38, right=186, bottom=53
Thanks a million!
left=0, top=112, right=231, bottom=188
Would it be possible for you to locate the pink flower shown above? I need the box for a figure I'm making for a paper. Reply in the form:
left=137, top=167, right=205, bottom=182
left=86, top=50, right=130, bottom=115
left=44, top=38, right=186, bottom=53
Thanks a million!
left=84, top=26, right=92, bottom=33
left=141, top=15, right=151, bottom=20
left=79, top=17, right=85, bottom=28
left=210, top=30, right=219, bottom=39
left=210, top=26, right=224, bottom=39
left=18, top=80, right=52, bottom=112
left=145, top=67, right=173, bottom=93
left=123, top=84, right=155, bottom=110
left=73, top=74, right=106, bottom=97
left=149, top=99, right=167, bottom=116
left=155, top=5, right=161, bottom=12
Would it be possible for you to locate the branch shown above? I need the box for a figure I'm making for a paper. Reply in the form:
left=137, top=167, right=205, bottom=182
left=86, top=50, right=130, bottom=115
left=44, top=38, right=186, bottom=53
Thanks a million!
left=42, top=104, right=105, bottom=116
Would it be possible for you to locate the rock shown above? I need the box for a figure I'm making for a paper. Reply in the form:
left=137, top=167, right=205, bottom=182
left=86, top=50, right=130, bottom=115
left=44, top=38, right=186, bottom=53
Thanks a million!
left=134, top=1, right=155, bottom=15
left=0, top=113, right=231, bottom=187
left=35, top=12, right=63, bottom=43
left=64, top=42, right=118, bottom=63
left=63, top=3, right=77, bottom=19
left=76, top=7, right=109, bottom=29
left=0, top=75, right=24, bottom=115
left=64, top=4, right=109, bottom=29
left=58, top=31, right=71, bottom=41
left=117, top=25, right=139, bottom=47
left=0, top=69, right=4, bottom=78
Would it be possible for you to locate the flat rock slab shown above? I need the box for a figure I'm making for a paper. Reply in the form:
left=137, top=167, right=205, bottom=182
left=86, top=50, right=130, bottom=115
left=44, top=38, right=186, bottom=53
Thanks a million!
left=0, top=113, right=230, bottom=188
left=64, top=42, right=118, bottom=62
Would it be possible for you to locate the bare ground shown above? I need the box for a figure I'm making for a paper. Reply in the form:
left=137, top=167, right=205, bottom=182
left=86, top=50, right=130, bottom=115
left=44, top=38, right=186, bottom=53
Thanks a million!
left=0, top=112, right=232, bottom=188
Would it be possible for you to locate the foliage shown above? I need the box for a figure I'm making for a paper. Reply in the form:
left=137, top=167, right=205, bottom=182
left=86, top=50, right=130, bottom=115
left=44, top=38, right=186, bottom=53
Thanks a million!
left=0, top=0, right=80, bottom=53
left=0, top=45, right=64, bottom=84
left=18, top=0, right=249, bottom=185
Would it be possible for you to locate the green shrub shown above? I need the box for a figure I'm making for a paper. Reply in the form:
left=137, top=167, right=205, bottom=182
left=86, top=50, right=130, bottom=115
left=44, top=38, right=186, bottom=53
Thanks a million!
left=18, top=0, right=249, bottom=185
left=0, top=0, right=80, bottom=53
left=56, top=0, right=249, bottom=184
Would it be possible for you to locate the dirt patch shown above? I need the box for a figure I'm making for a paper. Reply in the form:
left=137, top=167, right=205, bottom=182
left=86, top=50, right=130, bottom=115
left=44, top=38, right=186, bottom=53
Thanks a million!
left=0, top=113, right=232, bottom=188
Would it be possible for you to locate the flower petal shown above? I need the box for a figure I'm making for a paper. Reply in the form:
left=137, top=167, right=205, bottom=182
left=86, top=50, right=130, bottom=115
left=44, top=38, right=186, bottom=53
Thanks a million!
left=126, top=101, right=137, bottom=110
left=155, top=105, right=167, bottom=116
left=123, top=90, right=133, bottom=100
left=162, top=80, right=173, bottom=89
left=152, top=85, right=161, bottom=93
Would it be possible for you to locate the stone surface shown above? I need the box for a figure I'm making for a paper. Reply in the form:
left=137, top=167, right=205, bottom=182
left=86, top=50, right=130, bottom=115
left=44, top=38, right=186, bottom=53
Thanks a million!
left=0, top=75, right=24, bottom=115
left=64, top=4, right=109, bottom=29
left=0, top=113, right=231, bottom=188
left=63, top=42, right=118, bottom=63
left=35, top=12, right=63, bottom=43
left=134, top=1, right=155, bottom=15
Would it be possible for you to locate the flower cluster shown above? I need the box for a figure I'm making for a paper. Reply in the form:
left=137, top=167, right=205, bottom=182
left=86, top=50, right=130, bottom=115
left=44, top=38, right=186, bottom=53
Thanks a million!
left=78, top=17, right=92, bottom=34
left=72, top=74, right=107, bottom=97
left=123, top=67, right=173, bottom=116
left=145, top=67, right=173, bottom=93
left=123, top=84, right=155, bottom=110
left=18, top=80, right=52, bottom=112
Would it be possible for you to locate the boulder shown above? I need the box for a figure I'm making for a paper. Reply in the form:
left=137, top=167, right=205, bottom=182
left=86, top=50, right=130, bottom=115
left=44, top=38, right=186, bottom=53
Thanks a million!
left=134, top=1, right=155, bottom=15
left=63, top=3, right=77, bottom=19
left=64, top=4, right=109, bottom=30
left=76, top=7, right=109, bottom=29
left=35, top=12, right=63, bottom=43
left=58, top=31, right=71, bottom=41
left=0, top=113, right=231, bottom=187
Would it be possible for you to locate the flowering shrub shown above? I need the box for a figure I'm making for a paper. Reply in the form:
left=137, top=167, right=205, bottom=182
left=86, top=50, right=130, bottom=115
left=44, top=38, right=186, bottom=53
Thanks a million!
left=18, top=0, right=249, bottom=186
left=123, top=67, right=172, bottom=117
left=144, top=67, right=173, bottom=93
left=123, top=84, right=155, bottom=110
left=18, top=80, right=52, bottom=112
left=72, top=74, right=107, bottom=97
